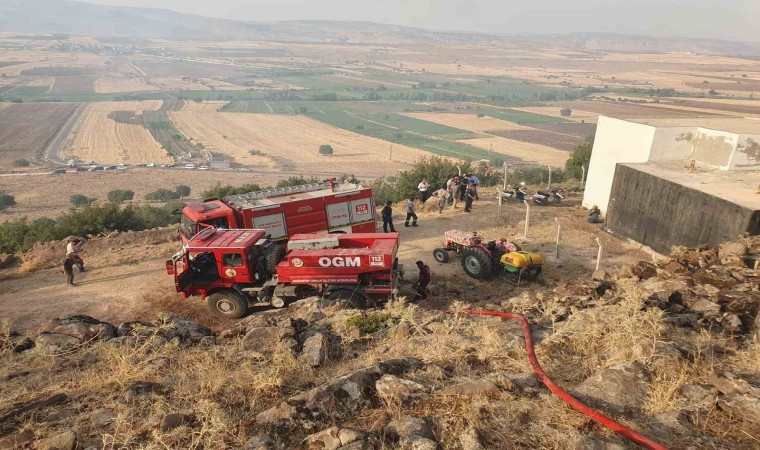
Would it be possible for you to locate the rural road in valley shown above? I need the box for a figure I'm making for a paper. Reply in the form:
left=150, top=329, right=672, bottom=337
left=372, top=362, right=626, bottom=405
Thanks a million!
left=44, top=103, right=85, bottom=165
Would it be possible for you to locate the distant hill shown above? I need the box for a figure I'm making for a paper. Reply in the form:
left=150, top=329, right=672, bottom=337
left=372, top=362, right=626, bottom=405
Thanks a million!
left=3, top=0, right=760, bottom=56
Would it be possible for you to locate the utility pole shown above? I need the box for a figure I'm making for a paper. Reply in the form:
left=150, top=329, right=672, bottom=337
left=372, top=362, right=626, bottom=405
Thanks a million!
left=547, top=165, right=552, bottom=190
left=523, top=200, right=531, bottom=238
left=554, top=217, right=561, bottom=259
left=503, top=162, right=508, bottom=190
left=581, top=165, right=587, bottom=190
left=389, top=144, right=393, bottom=162
left=595, top=238, right=603, bottom=271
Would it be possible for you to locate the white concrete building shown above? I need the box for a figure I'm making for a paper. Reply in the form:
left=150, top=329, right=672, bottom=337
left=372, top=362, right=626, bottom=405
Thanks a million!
left=583, top=115, right=760, bottom=211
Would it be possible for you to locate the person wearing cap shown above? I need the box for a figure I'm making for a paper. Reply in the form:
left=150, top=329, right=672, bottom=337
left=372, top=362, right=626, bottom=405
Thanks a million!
left=413, top=260, right=431, bottom=301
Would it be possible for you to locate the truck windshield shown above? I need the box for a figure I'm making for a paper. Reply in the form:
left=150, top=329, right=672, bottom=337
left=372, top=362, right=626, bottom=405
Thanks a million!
left=180, top=214, right=197, bottom=239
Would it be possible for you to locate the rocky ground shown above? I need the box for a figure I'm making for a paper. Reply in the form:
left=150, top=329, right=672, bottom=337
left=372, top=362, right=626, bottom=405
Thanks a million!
left=1, top=236, right=759, bottom=449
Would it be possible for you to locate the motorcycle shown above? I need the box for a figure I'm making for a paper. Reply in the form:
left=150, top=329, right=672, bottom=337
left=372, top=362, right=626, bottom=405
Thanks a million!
left=499, top=185, right=527, bottom=202
left=532, top=188, right=564, bottom=206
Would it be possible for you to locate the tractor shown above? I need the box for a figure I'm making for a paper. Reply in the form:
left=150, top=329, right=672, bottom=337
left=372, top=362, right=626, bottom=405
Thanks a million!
left=433, top=230, right=544, bottom=285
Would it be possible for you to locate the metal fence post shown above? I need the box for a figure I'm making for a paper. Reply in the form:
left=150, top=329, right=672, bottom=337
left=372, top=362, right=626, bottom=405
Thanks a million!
left=581, top=165, right=587, bottom=190
left=595, top=237, right=603, bottom=271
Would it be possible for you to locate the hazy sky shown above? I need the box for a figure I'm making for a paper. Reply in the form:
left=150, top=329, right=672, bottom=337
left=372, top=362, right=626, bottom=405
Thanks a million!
left=83, top=0, right=760, bottom=42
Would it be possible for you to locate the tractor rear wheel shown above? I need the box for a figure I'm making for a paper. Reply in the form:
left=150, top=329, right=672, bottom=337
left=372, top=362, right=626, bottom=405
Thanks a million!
left=461, top=248, right=493, bottom=279
left=326, top=289, right=368, bottom=309
left=433, top=248, right=449, bottom=263
left=207, top=290, right=248, bottom=319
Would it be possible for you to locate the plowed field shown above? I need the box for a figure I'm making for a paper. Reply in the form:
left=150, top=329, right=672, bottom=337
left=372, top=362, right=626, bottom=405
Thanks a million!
left=94, top=77, right=157, bottom=93
left=169, top=112, right=426, bottom=175
left=0, top=102, right=78, bottom=166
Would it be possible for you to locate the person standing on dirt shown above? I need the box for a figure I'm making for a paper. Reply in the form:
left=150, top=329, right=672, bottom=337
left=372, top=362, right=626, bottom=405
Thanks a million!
left=464, top=184, right=476, bottom=213
left=413, top=260, right=431, bottom=301
left=417, top=177, right=430, bottom=203
left=66, top=237, right=85, bottom=272
left=405, top=196, right=418, bottom=227
left=62, top=255, right=76, bottom=286
left=433, top=185, right=448, bottom=214
left=468, top=173, right=480, bottom=200
left=445, top=175, right=456, bottom=205
left=381, top=201, right=396, bottom=232
left=458, top=175, right=468, bottom=201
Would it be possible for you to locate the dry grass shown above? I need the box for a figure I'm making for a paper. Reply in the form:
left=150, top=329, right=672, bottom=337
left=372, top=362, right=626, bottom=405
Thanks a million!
left=456, top=136, right=570, bottom=168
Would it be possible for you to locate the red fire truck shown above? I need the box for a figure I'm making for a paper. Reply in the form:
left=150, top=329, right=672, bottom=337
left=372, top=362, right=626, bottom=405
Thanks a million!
left=167, top=228, right=403, bottom=318
left=179, top=182, right=376, bottom=242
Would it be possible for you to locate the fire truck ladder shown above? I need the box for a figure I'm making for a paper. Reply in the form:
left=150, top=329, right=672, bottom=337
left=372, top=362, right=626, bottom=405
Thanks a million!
left=226, top=182, right=332, bottom=204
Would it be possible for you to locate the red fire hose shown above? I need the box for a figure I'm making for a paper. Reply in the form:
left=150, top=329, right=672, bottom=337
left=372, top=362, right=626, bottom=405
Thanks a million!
left=449, top=310, right=668, bottom=450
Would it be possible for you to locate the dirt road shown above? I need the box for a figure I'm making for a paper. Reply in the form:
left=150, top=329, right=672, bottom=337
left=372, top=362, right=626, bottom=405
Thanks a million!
left=0, top=195, right=649, bottom=333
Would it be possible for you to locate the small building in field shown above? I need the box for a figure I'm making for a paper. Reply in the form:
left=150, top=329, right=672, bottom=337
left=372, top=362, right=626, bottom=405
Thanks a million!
left=583, top=115, right=760, bottom=254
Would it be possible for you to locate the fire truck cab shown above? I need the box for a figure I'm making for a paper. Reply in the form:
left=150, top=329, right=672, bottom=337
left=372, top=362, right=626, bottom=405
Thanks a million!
left=179, top=182, right=376, bottom=242
left=167, top=228, right=402, bottom=319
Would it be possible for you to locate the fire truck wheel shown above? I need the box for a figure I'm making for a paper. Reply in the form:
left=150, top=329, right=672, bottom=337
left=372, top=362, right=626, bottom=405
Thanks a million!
left=433, top=248, right=449, bottom=263
left=461, top=248, right=493, bottom=279
left=327, top=289, right=367, bottom=309
left=264, top=245, right=286, bottom=274
left=207, top=290, right=247, bottom=319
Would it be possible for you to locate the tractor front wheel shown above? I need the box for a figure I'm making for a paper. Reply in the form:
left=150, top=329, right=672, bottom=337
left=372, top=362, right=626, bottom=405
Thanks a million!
left=207, top=290, right=248, bottom=319
left=461, top=248, right=493, bottom=279
left=433, top=248, right=449, bottom=263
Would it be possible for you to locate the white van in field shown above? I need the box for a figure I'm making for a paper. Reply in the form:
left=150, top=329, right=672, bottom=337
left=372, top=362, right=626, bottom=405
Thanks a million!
left=184, top=163, right=196, bottom=169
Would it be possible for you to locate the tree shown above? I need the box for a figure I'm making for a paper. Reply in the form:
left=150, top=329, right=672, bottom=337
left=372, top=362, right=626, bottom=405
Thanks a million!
left=276, top=176, right=321, bottom=188
left=107, top=189, right=135, bottom=204
left=12, top=159, right=30, bottom=167
left=318, top=145, right=334, bottom=155
left=145, top=189, right=181, bottom=202
left=70, top=194, right=94, bottom=207
left=565, top=143, right=593, bottom=180
left=560, top=108, right=572, bottom=117
left=175, top=185, right=191, bottom=198
left=0, top=194, right=16, bottom=211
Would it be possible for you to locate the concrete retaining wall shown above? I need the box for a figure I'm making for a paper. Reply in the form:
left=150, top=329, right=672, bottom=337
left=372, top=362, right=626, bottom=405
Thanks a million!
left=607, top=165, right=760, bottom=254
left=582, top=116, right=656, bottom=211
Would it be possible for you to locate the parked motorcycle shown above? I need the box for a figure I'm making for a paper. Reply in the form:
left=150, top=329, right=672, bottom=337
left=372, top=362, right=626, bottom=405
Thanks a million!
left=499, top=184, right=527, bottom=202
left=532, top=188, right=564, bottom=206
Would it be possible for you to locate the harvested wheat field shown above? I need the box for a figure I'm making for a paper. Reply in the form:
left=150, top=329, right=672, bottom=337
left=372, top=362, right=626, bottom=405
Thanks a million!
left=403, top=112, right=531, bottom=133
left=64, top=102, right=172, bottom=165
left=85, top=100, right=163, bottom=112
left=170, top=112, right=426, bottom=175
left=94, top=77, right=157, bottom=93
left=180, top=100, right=228, bottom=112
left=460, top=136, right=570, bottom=167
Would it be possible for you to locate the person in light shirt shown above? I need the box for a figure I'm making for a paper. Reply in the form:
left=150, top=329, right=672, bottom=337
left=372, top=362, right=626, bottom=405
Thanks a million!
left=417, top=177, right=430, bottom=203
left=66, top=237, right=86, bottom=272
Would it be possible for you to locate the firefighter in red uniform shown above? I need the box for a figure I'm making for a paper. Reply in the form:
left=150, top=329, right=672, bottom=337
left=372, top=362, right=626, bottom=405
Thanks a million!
left=413, top=260, right=431, bottom=301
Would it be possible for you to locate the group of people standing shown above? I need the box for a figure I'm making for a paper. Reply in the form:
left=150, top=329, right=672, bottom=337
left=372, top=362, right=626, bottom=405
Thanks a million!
left=439, top=173, right=480, bottom=213
left=380, top=173, right=482, bottom=233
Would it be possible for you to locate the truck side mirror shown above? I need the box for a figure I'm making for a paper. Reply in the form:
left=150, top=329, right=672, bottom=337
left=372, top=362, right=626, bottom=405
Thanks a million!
left=165, top=260, right=175, bottom=275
